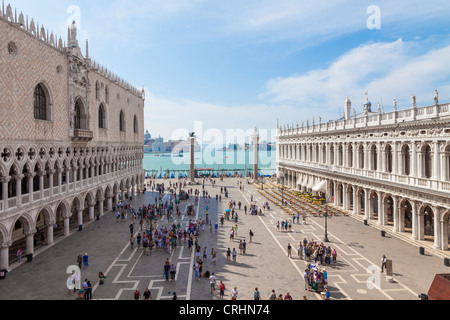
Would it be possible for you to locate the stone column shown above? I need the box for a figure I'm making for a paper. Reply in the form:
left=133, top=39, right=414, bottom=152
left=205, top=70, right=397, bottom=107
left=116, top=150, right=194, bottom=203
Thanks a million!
left=252, top=129, right=259, bottom=180
left=352, top=144, right=357, bottom=169
left=79, top=165, right=84, bottom=185
left=393, top=142, right=398, bottom=175
left=88, top=204, right=95, bottom=221
left=15, top=174, right=23, bottom=207
left=0, top=241, right=11, bottom=270
left=98, top=198, right=104, bottom=217
left=48, top=169, right=55, bottom=197
left=392, top=196, right=399, bottom=233
left=333, top=183, right=338, bottom=206
left=39, top=171, right=45, bottom=199
left=377, top=193, right=384, bottom=225
left=433, top=141, right=440, bottom=181
left=432, top=206, right=441, bottom=250
left=441, top=152, right=448, bottom=181
left=352, top=187, right=358, bottom=215
left=77, top=209, right=83, bottom=231
left=417, top=210, right=425, bottom=241
left=441, top=211, right=449, bottom=251
left=2, top=177, right=10, bottom=210
left=25, top=230, right=35, bottom=258
left=411, top=142, right=417, bottom=178
left=57, top=168, right=62, bottom=194
left=27, top=173, right=35, bottom=204
left=334, top=142, right=338, bottom=167
left=106, top=196, right=112, bottom=212
left=47, top=220, right=55, bottom=246
left=73, top=166, right=78, bottom=183
left=411, top=201, right=417, bottom=240
left=64, top=216, right=70, bottom=236
left=377, top=142, right=382, bottom=173
left=364, top=188, right=370, bottom=220
left=364, top=143, right=369, bottom=172
left=381, top=148, right=387, bottom=173
left=326, top=144, right=330, bottom=165
left=189, top=134, right=195, bottom=182
left=343, top=184, right=349, bottom=210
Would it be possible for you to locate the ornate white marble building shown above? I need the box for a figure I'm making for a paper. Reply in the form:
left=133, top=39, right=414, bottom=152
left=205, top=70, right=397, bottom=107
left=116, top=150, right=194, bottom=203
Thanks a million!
left=276, top=94, right=450, bottom=251
left=0, top=4, right=145, bottom=270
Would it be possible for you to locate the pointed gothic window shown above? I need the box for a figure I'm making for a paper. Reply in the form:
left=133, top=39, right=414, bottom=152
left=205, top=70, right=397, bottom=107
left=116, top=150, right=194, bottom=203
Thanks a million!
left=74, top=100, right=81, bottom=129
left=133, top=115, right=138, bottom=133
left=34, top=84, right=47, bottom=120
left=120, top=110, right=125, bottom=132
left=99, top=104, right=106, bottom=129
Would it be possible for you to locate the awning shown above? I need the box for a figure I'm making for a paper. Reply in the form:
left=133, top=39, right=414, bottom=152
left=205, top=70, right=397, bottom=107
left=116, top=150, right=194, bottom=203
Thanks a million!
left=307, top=177, right=314, bottom=189
left=312, top=180, right=327, bottom=193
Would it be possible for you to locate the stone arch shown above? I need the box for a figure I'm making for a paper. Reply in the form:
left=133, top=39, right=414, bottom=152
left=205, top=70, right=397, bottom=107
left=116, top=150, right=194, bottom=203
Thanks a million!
left=0, top=223, right=9, bottom=246
left=399, top=198, right=413, bottom=232
left=9, top=212, right=35, bottom=262
left=420, top=143, right=433, bottom=179
left=382, top=194, right=394, bottom=224
left=418, top=203, right=434, bottom=238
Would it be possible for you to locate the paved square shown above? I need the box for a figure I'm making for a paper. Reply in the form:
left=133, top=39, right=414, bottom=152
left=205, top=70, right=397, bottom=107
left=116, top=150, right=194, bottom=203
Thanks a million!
left=0, top=177, right=448, bottom=300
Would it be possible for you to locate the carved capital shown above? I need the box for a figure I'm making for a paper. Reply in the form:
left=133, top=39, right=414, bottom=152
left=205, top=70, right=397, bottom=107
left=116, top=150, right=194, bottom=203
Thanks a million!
left=0, top=240, right=12, bottom=248
left=0, top=176, right=11, bottom=183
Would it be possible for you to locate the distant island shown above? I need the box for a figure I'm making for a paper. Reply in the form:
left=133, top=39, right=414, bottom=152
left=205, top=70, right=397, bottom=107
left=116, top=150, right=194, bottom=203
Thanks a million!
left=143, top=130, right=276, bottom=153
left=143, top=130, right=201, bottom=153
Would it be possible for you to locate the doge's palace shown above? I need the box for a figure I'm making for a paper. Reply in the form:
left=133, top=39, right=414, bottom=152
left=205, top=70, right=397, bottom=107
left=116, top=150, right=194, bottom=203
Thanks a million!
left=0, top=3, right=145, bottom=270
left=277, top=94, right=450, bottom=252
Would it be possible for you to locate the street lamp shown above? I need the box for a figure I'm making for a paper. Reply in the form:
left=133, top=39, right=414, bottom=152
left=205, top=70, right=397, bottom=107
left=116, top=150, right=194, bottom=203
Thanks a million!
left=323, top=209, right=329, bottom=242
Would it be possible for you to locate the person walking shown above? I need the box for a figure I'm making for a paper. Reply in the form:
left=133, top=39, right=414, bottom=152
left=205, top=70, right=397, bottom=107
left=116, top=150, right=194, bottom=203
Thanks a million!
left=85, top=280, right=92, bottom=300
left=249, top=230, right=254, bottom=243
left=287, top=243, right=292, bottom=258
left=232, top=248, right=237, bottom=262
left=77, top=253, right=83, bottom=269
left=242, top=239, right=247, bottom=254
left=170, top=264, right=177, bottom=281
left=143, top=288, right=152, bottom=300
left=130, top=235, right=135, bottom=249
left=269, top=290, right=276, bottom=300
left=209, top=272, right=216, bottom=294
left=99, top=272, right=106, bottom=285
left=134, top=289, right=141, bottom=300
left=83, top=253, right=89, bottom=268
left=332, top=248, right=337, bottom=263
left=17, top=248, right=23, bottom=263
left=164, top=262, right=171, bottom=281
left=194, top=261, right=200, bottom=280
left=231, top=287, right=238, bottom=300
left=226, top=248, right=231, bottom=263
left=254, top=287, right=261, bottom=300
left=381, top=254, right=387, bottom=273
left=219, top=281, right=226, bottom=300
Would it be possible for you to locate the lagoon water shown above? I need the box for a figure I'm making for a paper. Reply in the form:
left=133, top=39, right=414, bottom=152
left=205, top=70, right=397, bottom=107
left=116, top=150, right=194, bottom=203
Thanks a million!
left=143, top=150, right=276, bottom=175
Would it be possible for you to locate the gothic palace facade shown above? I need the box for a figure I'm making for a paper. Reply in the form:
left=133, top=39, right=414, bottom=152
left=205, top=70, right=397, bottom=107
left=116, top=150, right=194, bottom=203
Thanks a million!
left=276, top=96, right=450, bottom=252
left=0, top=4, right=145, bottom=270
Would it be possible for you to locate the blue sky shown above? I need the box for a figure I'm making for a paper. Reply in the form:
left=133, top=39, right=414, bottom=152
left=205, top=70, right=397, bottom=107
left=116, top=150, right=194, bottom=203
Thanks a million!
left=7, top=0, right=450, bottom=142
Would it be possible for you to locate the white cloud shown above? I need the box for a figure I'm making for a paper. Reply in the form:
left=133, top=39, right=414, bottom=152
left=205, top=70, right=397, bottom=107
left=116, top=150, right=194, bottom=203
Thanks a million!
left=261, top=39, right=450, bottom=124
left=144, top=93, right=301, bottom=142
